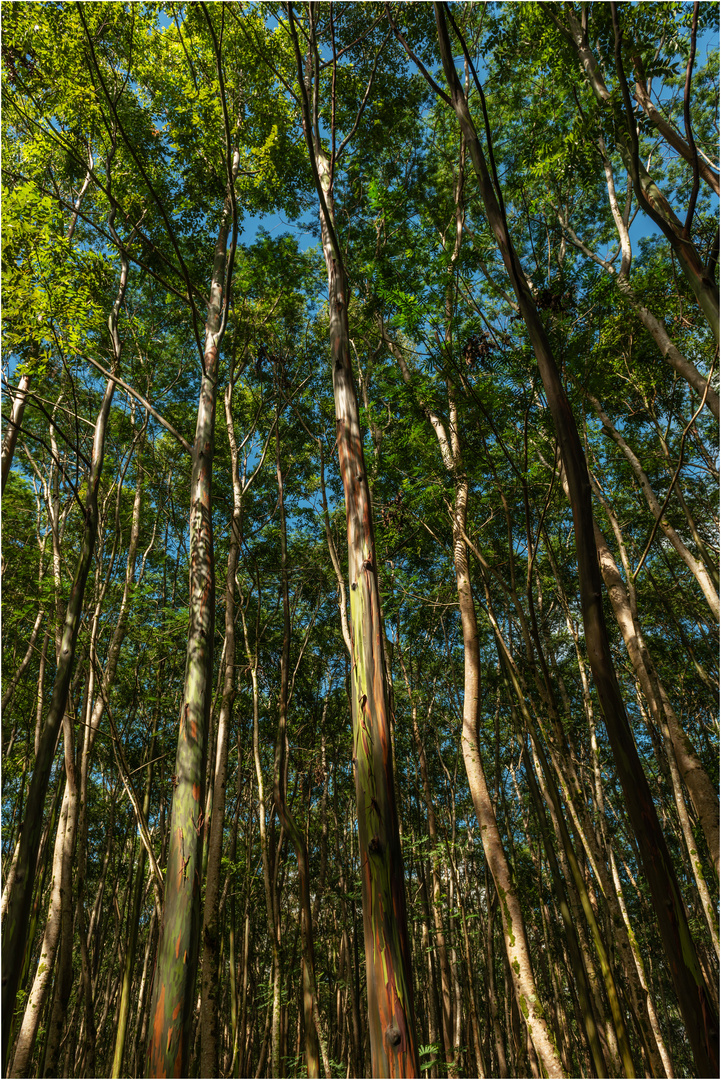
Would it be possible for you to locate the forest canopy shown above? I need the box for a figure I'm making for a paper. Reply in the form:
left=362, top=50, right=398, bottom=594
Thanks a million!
left=1, top=3, right=719, bottom=1078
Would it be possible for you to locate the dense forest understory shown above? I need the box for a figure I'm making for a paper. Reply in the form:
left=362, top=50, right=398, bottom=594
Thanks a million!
left=1, top=3, right=719, bottom=1078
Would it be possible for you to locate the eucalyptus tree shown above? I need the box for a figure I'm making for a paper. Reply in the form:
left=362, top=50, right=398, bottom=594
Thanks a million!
left=280, top=5, right=421, bottom=1073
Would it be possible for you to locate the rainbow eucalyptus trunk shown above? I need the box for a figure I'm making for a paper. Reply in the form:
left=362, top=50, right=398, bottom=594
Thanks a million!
left=146, top=160, right=237, bottom=1077
left=318, top=178, right=418, bottom=1079
left=431, top=6, right=719, bottom=1073
left=288, top=11, right=419, bottom=1074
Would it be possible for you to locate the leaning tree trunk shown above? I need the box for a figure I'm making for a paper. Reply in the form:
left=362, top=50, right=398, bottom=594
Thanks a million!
left=550, top=3, right=719, bottom=342
left=8, top=779, right=71, bottom=1078
left=1, top=373, right=30, bottom=496
left=430, top=9, right=719, bottom=1072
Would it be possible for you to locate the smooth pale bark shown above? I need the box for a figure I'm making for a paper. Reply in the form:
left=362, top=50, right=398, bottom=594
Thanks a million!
left=288, top=14, right=419, bottom=1071
left=41, top=708, right=79, bottom=1078
left=452, top=499, right=563, bottom=1077
left=1, top=374, right=30, bottom=496
left=0, top=160, right=91, bottom=496
left=429, top=9, right=719, bottom=1071
left=1, top=768, right=61, bottom=1044
left=9, top=780, right=71, bottom=1078
left=617, top=284, right=717, bottom=418
left=146, top=157, right=237, bottom=1077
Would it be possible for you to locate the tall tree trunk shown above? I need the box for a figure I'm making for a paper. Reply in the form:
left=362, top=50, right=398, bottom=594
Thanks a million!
left=387, top=249, right=564, bottom=1074
left=451, top=491, right=564, bottom=1077
left=199, top=367, right=245, bottom=1077
left=146, top=156, right=238, bottom=1078
left=41, top=708, right=80, bottom=1078
left=288, top=13, right=419, bottom=1072
left=1, top=374, right=30, bottom=497
left=8, top=775, right=70, bottom=1078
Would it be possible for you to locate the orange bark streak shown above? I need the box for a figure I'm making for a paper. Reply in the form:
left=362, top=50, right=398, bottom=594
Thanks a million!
left=192, top=782, right=200, bottom=803
left=152, top=984, right=166, bottom=1054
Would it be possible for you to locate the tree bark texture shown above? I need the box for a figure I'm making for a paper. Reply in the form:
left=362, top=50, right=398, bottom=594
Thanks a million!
left=146, top=177, right=236, bottom=1077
